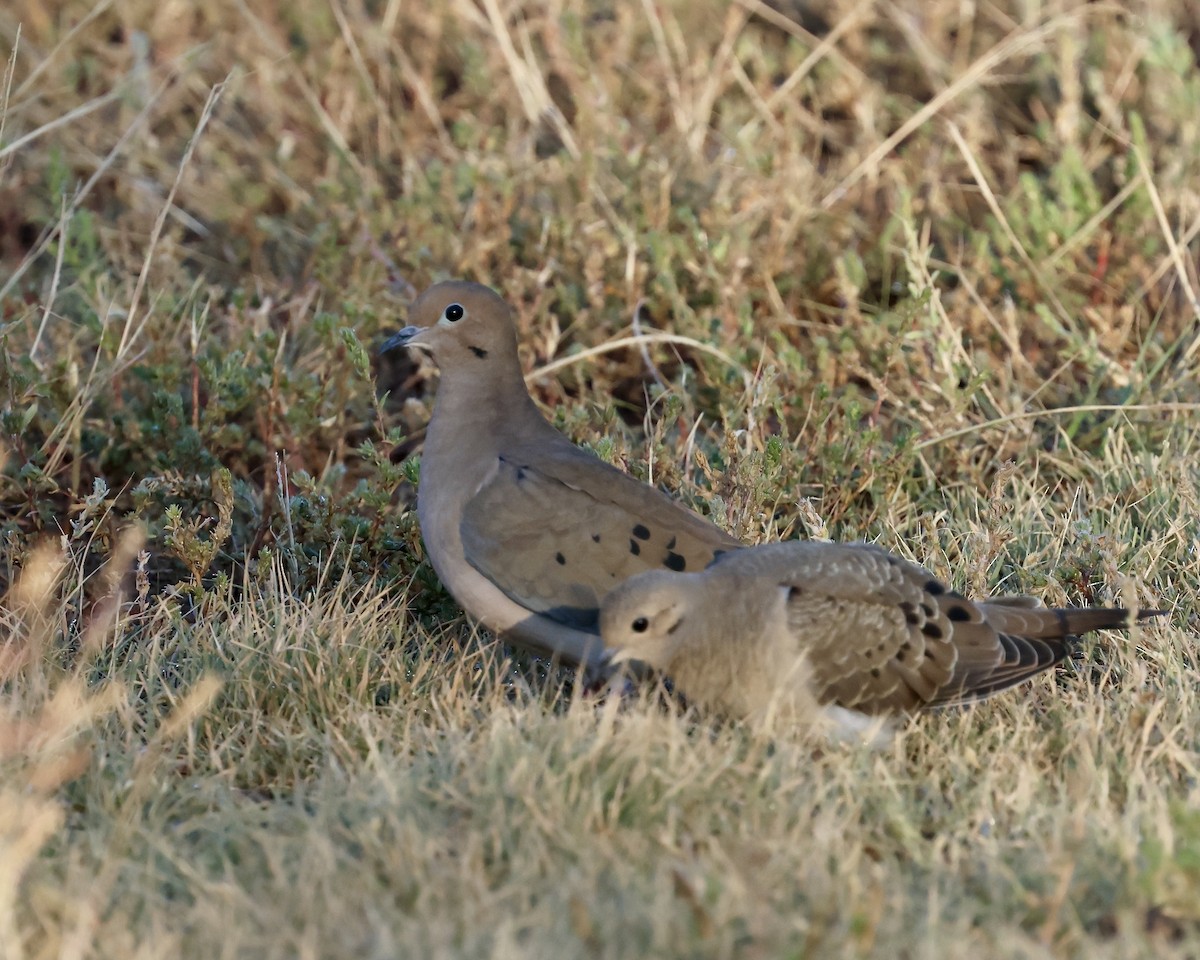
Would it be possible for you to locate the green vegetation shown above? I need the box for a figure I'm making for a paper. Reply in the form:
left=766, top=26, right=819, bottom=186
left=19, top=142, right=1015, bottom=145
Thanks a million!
left=2, top=0, right=1199, bottom=955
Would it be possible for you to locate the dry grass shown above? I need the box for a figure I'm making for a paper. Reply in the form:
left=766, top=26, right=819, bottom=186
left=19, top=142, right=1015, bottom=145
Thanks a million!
left=3, top=0, right=1200, bottom=956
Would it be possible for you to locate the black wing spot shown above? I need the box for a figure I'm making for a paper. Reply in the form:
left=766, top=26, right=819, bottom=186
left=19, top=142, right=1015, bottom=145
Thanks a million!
left=899, top=601, right=919, bottom=625
left=632, top=524, right=651, bottom=541
left=895, top=648, right=907, bottom=662
left=663, top=552, right=686, bottom=572
left=629, top=539, right=641, bottom=556
left=555, top=552, right=566, bottom=566
left=666, top=536, right=677, bottom=550
left=920, top=602, right=935, bottom=618
left=591, top=533, right=601, bottom=543
left=921, top=622, right=944, bottom=640
left=925, top=580, right=946, bottom=596
left=947, top=605, right=971, bottom=622
left=870, top=667, right=882, bottom=678
left=948, top=590, right=966, bottom=600
left=468, top=345, right=488, bottom=359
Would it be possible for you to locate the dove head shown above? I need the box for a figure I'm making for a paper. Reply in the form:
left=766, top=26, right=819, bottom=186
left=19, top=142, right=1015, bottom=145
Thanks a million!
left=600, top=570, right=698, bottom=670
left=379, top=281, right=521, bottom=371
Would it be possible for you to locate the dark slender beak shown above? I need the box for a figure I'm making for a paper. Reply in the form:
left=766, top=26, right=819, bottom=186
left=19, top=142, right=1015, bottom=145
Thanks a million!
left=379, top=325, right=423, bottom=355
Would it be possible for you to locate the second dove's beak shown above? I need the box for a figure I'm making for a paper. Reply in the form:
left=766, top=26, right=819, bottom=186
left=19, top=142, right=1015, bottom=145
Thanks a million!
left=605, top=647, right=634, bottom=667
left=379, top=325, right=426, bottom=355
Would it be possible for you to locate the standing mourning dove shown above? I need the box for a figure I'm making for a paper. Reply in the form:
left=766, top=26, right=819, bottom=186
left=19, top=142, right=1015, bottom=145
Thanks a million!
left=600, top=540, right=1161, bottom=736
left=380, top=281, right=740, bottom=670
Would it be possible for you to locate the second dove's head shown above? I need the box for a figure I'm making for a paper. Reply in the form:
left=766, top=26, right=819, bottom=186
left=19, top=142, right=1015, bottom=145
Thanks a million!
left=600, top=570, right=698, bottom=669
left=380, top=281, right=519, bottom=366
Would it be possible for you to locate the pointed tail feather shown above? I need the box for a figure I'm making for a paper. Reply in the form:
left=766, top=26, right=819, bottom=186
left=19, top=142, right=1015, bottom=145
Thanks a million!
left=1053, top=606, right=1165, bottom=635
left=982, top=604, right=1165, bottom=639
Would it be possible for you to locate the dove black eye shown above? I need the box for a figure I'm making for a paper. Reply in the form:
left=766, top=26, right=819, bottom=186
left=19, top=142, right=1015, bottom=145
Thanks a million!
left=631, top=617, right=649, bottom=633
left=444, top=303, right=464, bottom=322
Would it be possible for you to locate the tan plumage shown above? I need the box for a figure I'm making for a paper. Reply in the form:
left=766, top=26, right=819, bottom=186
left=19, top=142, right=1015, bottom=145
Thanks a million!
left=600, top=540, right=1160, bottom=734
left=380, top=281, right=739, bottom=670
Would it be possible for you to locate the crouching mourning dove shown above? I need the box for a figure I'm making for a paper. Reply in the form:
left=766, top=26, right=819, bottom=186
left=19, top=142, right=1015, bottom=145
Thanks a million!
left=600, top=540, right=1162, bottom=739
left=380, top=281, right=740, bottom=671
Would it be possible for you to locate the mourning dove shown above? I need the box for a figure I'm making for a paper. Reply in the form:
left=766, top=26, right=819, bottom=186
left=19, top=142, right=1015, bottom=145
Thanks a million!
left=600, top=540, right=1161, bottom=736
left=380, top=281, right=740, bottom=670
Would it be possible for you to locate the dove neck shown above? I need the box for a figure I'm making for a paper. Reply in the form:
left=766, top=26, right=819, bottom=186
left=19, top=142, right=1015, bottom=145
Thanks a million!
left=427, top=357, right=548, bottom=445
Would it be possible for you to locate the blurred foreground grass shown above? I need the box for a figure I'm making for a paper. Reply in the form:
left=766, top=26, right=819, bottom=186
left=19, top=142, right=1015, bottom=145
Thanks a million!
left=2, top=0, right=1200, bottom=956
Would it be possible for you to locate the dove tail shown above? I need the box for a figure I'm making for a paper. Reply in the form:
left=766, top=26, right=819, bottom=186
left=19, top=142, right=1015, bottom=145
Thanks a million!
left=1049, top=607, right=1165, bottom=636
left=979, top=603, right=1166, bottom=639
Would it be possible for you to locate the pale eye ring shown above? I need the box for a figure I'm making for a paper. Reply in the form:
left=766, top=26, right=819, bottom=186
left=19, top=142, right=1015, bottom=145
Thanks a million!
left=443, top=303, right=465, bottom=323
left=631, top=617, right=649, bottom=633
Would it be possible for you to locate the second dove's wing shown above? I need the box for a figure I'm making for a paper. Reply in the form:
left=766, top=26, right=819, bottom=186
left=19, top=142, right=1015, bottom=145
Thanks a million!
left=716, top=542, right=1046, bottom=712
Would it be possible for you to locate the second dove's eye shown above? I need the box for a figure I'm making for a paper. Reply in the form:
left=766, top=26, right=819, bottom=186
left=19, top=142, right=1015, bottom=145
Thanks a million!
left=444, top=303, right=464, bottom=322
left=631, top=617, right=649, bottom=633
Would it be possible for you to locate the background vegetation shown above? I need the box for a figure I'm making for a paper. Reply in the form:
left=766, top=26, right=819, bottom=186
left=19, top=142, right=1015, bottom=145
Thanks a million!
left=2, top=0, right=1199, bottom=955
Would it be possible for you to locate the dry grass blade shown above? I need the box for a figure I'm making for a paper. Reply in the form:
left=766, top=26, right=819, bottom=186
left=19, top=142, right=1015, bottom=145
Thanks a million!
left=2, top=541, right=66, bottom=682
left=914, top=402, right=1200, bottom=450
left=117, top=79, right=227, bottom=365
left=947, top=120, right=1076, bottom=335
left=820, top=9, right=1101, bottom=208
left=0, top=539, right=129, bottom=957
left=0, top=87, right=128, bottom=162
left=0, top=24, right=20, bottom=151
left=737, top=0, right=872, bottom=140
left=527, top=332, right=750, bottom=389
left=0, top=70, right=173, bottom=303
left=477, top=0, right=580, bottom=161
left=1131, top=146, right=1200, bottom=366
left=7, top=0, right=114, bottom=100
